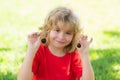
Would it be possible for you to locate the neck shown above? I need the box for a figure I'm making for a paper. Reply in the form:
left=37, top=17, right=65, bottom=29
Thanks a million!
left=48, top=45, right=66, bottom=57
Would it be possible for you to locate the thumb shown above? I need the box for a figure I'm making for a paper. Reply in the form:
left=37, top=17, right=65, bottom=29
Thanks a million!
left=88, top=38, right=93, bottom=45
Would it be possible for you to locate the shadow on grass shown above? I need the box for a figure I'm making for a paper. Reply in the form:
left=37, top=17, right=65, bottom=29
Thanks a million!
left=0, top=71, right=17, bottom=80
left=90, top=48, right=120, bottom=80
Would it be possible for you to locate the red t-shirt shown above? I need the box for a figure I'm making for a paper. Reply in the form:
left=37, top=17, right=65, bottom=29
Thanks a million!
left=32, top=44, right=82, bottom=80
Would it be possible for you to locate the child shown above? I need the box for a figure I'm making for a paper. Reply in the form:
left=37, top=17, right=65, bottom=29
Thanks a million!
left=18, top=7, right=94, bottom=80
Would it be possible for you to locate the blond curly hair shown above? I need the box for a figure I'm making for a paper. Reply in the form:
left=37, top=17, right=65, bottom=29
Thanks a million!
left=40, top=7, right=82, bottom=53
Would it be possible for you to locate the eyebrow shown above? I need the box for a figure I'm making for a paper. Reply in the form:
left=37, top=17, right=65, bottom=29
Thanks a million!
left=56, top=26, right=74, bottom=33
left=53, top=22, right=74, bottom=32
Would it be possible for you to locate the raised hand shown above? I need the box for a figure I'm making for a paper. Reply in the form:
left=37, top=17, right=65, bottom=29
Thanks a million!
left=27, top=32, right=41, bottom=51
left=77, top=35, right=93, bottom=58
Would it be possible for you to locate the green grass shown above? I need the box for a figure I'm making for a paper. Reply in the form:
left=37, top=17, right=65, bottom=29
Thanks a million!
left=0, top=0, right=120, bottom=80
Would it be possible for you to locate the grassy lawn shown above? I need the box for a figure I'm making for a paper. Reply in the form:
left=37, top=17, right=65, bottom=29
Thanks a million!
left=0, top=0, right=120, bottom=80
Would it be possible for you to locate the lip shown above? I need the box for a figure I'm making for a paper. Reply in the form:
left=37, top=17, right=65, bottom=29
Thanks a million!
left=55, top=40, right=65, bottom=44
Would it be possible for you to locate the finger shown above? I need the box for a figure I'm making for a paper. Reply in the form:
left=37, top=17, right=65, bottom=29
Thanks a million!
left=33, top=33, right=38, bottom=37
left=85, top=35, right=88, bottom=39
left=37, top=32, right=40, bottom=36
left=31, top=32, right=40, bottom=38
left=28, top=34, right=30, bottom=38
left=89, top=38, right=93, bottom=44
left=79, top=35, right=84, bottom=42
left=83, top=35, right=88, bottom=40
left=80, top=35, right=87, bottom=40
left=79, top=34, right=84, bottom=41
left=28, top=33, right=33, bottom=38
left=80, top=34, right=84, bottom=38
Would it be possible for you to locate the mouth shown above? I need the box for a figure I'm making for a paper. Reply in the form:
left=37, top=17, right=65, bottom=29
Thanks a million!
left=55, top=40, right=65, bottom=44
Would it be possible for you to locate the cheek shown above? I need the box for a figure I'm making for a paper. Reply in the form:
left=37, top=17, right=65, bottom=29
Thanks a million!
left=66, top=35, right=73, bottom=42
left=49, top=31, right=56, bottom=39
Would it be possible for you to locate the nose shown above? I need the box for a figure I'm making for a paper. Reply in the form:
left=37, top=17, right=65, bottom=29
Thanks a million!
left=58, top=32, right=65, bottom=40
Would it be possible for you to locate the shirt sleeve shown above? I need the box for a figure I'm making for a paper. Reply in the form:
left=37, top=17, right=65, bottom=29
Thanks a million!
left=71, top=51, right=82, bottom=79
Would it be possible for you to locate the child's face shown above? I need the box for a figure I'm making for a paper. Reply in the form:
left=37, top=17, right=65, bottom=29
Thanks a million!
left=49, top=21, right=74, bottom=49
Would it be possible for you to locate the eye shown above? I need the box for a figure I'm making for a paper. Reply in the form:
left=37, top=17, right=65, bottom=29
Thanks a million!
left=55, top=29, right=60, bottom=32
left=66, top=32, right=71, bottom=35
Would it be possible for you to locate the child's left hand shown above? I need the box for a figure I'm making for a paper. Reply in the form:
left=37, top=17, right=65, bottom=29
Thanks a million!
left=77, top=35, right=93, bottom=58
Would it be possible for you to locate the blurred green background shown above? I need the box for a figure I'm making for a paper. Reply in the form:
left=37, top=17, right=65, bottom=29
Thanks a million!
left=0, top=0, right=120, bottom=80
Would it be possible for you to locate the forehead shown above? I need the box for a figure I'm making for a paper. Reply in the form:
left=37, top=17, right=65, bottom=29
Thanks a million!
left=53, top=21, right=74, bottom=32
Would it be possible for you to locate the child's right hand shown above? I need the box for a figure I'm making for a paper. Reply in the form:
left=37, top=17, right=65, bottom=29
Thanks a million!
left=27, top=32, right=40, bottom=52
